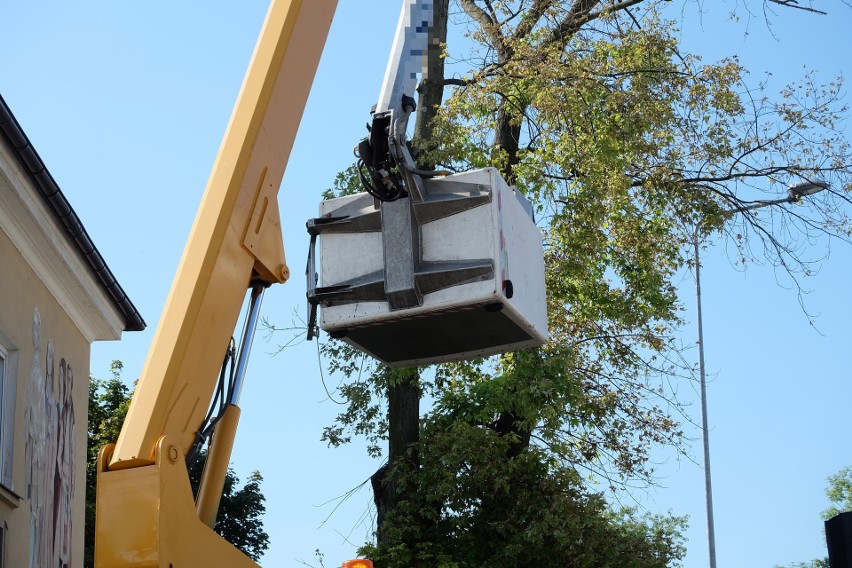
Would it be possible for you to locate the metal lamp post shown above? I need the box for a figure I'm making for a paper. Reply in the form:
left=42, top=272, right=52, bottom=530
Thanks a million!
left=693, top=178, right=828, bottom=568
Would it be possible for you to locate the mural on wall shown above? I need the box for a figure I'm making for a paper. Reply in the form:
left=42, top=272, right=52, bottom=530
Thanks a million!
left=25, top=308, right=75, bottom=568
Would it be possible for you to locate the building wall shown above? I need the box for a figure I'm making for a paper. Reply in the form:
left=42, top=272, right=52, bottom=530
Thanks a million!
left=0, top=228, right=90, bottom=568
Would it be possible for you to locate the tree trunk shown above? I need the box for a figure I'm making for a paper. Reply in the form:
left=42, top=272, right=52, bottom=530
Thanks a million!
left=494, top=102, right=524, bottom=181
left=412, top=0, right=449, bottom=169
left=372, top=368, right=421, bottom=548
left=371, top=0, right=449, bottom=553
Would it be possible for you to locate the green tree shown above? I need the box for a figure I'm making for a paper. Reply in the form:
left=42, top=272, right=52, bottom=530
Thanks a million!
left=85, top=361, right=270, bottom=566
left=779, top=561, right=830, bottom=568
left=823, top=466, right=852, bottom=520
left=291, top=1, right=852, bottom=565
left=778, top=466, right=852, bottom=568
left=358, top=411, right=687, bottom=566
left=185, top=453, right=270, bottom=561
left=85, top=361, right=131, bottom=568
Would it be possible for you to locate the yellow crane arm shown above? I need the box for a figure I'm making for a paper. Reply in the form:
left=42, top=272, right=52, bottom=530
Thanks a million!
left=112, top=0, right=336, bottom=470
left=95, top=1, right=337, bottom=565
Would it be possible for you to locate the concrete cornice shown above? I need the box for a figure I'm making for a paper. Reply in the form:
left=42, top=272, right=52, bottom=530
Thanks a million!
left=0, top=144, right=129, bottom=341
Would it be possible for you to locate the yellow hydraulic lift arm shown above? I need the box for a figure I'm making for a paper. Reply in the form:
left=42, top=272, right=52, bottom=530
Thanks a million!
left=95, top=1, right=337, bottom=566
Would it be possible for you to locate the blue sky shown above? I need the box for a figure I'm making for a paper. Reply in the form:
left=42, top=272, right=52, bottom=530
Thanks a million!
left=2, top=1, right=850, bottom=566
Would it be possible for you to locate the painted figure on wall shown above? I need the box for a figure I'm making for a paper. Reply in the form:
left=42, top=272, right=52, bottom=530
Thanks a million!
left=56, top=360, right=74, bottom=568
left=25, top=308, right=76, bottom=568
left=42, top=339, right=57, bottom=565
left=25, top=308, right=44, bottom=568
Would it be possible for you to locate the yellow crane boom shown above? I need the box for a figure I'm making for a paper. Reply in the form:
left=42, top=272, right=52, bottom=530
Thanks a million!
left=95, top=1, right=337, bottom=565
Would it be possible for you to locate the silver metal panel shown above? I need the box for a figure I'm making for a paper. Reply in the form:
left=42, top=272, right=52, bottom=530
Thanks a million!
left=316, top=167, right=548, bottom=365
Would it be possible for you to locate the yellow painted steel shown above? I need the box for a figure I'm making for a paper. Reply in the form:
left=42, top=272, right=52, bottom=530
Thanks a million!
left=111, top=0, right=337, bottom=469
left=95, top=0, right=338, bottom=565
left=96, top=438, right=262, bottom=567
left=196, top=404, right=241, bottom=528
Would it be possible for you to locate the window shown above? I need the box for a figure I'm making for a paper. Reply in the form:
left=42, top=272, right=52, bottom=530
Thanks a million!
left=0, top=339, right=16, bottom=491
left=0, top=348, right=4, bottom=411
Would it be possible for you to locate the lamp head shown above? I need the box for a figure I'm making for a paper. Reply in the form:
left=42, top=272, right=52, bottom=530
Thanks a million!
left=788, top=179, right=828, bottom=201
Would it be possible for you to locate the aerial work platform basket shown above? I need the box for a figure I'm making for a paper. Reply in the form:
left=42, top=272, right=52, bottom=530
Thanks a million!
left=307, top=167, right=547, bottom=367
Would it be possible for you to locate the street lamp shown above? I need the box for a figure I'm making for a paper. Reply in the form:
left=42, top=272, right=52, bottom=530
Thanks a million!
left=693, top=178, right=827, bottom=568
left=788, top=179, right=830, bottom=201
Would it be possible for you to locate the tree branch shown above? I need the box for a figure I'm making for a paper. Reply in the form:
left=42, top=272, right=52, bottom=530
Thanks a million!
left=443, top=77, right=475, bottom=87
left=766, top=0, right=828, bottom=15
left=513, top=0, right=555, bottom=40
left=550, top=0, right=601, bottom=44
left=459, top=0, right=509, bottom=59
left=550, top=0, right=647, bottom=45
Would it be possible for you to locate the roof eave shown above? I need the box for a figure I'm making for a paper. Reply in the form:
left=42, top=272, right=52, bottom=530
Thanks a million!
left=0, top=93, right=146, bottom=333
